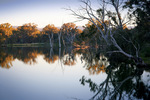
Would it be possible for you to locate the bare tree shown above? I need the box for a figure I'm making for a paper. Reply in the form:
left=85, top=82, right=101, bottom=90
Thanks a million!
left=67, top=0, right=147, bottom=66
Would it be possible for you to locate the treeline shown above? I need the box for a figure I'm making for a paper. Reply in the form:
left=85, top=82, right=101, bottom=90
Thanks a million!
left=0, top=0, right=149, bottom=50
left=0, top=23, right=82, bottom=47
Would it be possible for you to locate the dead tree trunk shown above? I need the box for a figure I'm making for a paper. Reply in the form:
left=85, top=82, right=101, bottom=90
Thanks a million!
left=58, top=31, right=61, bottom=48
left=48, top=32, right=53, bottom=48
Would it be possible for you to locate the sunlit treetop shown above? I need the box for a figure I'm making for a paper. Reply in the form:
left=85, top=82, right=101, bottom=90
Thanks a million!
left=17, top=23, right=40, bottom=37
left=0, top=23, right=13, bottom=37
left=43, top=24, right=59, bottom=34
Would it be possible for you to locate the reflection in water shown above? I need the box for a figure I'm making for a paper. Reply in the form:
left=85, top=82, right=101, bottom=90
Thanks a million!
left=82, top=51, right=109, bottom=75
left=80, top=63, right=150, bottom=100
left=0, top=47, right=79, bottom=67
left=0, top=55, right=14, bottom=69
left=0, top=48, right=42, bottom=67
left=63, top=54, right=76, bottom=66
left=23, top=50, right=39, bottom=64
left=0, top=47, right=149, bottom=100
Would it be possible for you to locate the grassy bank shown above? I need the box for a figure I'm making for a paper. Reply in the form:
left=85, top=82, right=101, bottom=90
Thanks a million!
left=2, top=43, right=47, bottom=47
left=1, top=43, right=65, bottom=48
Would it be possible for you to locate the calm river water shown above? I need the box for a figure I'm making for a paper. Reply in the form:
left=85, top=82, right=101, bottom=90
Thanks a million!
left=0, top=47, right=149, bottom=100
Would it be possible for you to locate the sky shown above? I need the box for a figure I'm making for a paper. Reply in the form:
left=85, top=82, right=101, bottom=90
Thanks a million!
left=0, top=0, right=130, bottom=28
left=0, top=0, right=90, bottom=28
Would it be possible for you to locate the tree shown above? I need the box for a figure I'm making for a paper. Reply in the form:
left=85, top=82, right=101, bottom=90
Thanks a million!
left=67, top=0, right=148, bottom=66
left=17, top=23, right=40, bottom=43
left=80, top=19, right=110, bottom=47
left=0, top=32, right=4, bottom=44
left=43, top=24, right=59, bottom=47
left=124, top=0, right=150, bottom=43
left=0, top=23, right=13, bottom=44
left=61, top=23, right=79, bottom=47
left=7, top=28, right=19, bottom=44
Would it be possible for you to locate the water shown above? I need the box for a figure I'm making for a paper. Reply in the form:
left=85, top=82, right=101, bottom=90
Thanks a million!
left=0, top=47, right=149, bottom=100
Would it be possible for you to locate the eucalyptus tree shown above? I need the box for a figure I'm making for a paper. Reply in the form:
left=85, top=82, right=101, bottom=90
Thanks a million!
left=0, top=23, right=13, bottom=44
left=67, top=0, right=148, bottom=66
left=61, top=23, right=79, bottom=47
left=123, top=0, right=150, bottom=43
left=17, top=23, right=40, bottom=43
left=43, top=24, right=59, bottom=48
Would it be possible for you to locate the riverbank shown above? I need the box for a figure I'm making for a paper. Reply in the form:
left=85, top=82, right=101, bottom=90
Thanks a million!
left=1, top=43, right=46, bottom=47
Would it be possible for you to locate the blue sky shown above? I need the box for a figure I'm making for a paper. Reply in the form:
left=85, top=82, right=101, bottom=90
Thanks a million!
left=0, top=0, right=128, bottom=28
left=0, top=0, right=89, bottom=28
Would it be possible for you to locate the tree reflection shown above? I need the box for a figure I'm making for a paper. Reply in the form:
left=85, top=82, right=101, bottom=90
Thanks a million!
left=0, top=54, right=14, bottom=69
left=0, top=47, right=44, bottom=68
left=22, top=50, right=39, bottom=64
left=80, top=62, right=150, bottom=100
left=62, top=47, right=76, bottom=66
left=0, top=47, right=78, bottom=68
left=44, top=55, right=59, bottom=64
left=0, top=47, right=149, bottom=100
left=63, top=53, right=76, bottom=66
left=43, top=48, right=59, bottom=64
left=81, top=49, right=109, bottom=75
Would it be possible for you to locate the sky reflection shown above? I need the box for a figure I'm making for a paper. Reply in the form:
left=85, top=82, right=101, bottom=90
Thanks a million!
left=0, top=52, right=107, bottom=100
left=0, top=47, right=149, bottom=100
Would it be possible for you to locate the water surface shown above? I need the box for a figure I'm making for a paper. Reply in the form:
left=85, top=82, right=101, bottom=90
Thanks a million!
left=0, top=47, right=149, bottom=100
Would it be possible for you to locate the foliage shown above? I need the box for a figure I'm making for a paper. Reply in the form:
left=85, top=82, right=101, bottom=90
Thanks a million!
left=61, top=23, right=80, bottom=46
left=124, top=0, right=150, bottom=43
left=0, top=23, right=13, bottom=44
left=43, top=24, right=59, bottom=35
left=42, top=24, right=59, bottom=47
left=17, top=23, right=40, bottom=43
left=0, top=22, right=82, bottom=47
